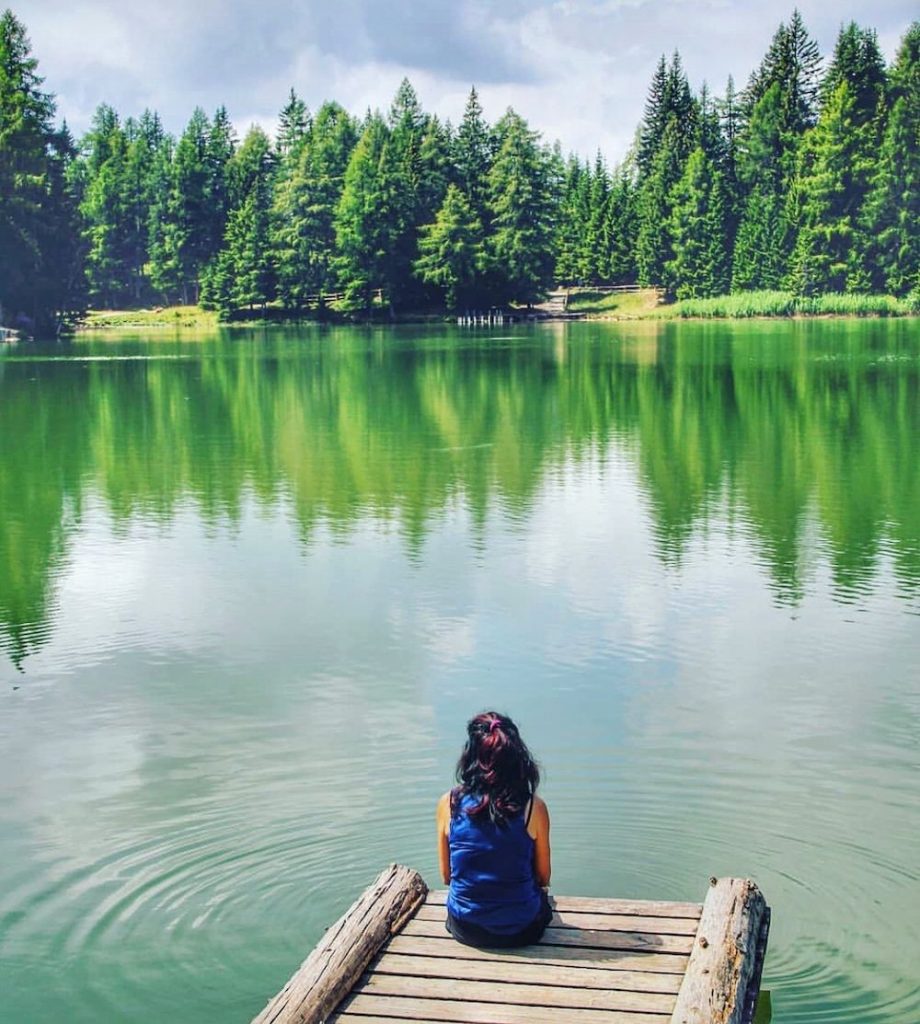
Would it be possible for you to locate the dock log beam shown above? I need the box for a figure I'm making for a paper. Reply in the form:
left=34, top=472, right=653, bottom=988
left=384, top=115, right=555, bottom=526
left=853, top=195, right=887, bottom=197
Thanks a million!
left=670, top=876, right=769, bottom=1024
left=250, top=863, right=428, bottom=1024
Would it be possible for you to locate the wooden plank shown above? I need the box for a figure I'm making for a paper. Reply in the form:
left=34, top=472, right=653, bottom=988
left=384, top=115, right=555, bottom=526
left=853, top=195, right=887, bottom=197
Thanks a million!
left=670, top=878, right=768, bottom=1024
left=354, top=972, right=676, bottom=1013
left=250, top=864, right=428, bottom=1024
left=415, top=904, right=699, bottom=935
left=329, top=1018, right=449, bottom=1024
left=371, top=952, right=684, bottom=994
left=334, top=993, right=670, bottom=1024
left=426, top=891, right=702, bottom=919
left=384, top=934, right=690, bottom=974
left=401, top=917, right=694, bottom=954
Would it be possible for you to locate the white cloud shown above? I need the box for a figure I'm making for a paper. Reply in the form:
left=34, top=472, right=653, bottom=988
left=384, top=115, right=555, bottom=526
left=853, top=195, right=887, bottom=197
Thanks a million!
left=18, top=0, right=920, bottom=161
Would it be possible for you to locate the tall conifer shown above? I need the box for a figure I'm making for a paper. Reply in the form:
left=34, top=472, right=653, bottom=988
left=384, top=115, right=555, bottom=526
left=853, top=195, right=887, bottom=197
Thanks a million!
left=487, top=110, right=555, bottom=303
left=863, top=23, right=920, bottom=294
left=666, top=147, right=729, bottom=298
left=0, top=10, right=84, bottom=332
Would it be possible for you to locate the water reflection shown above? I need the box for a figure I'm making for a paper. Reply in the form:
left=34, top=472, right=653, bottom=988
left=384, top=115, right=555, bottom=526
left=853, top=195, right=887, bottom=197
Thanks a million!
left=1, top=321, right=918, bottom=1023
left=1, top=321, right=917, bottom=666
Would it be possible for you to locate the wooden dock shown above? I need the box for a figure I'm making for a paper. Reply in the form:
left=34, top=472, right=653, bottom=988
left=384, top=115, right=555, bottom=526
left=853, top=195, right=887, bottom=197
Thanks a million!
left=251, top=865, right=770, bottom=1024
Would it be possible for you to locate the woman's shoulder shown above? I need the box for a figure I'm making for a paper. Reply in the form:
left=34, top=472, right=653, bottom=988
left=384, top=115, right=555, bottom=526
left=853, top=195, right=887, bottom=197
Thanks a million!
left=527, top=794, right=550, bottom=832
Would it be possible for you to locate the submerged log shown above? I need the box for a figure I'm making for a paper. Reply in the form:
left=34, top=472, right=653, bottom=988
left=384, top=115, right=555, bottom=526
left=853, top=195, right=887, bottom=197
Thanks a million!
left=670, top=877, right=769, bottom=1024
left=251, top=863, right=428, bottom=1024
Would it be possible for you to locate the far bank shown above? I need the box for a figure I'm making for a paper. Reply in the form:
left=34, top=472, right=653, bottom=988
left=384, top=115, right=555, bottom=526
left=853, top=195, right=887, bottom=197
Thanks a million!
left=74, top=288, right=920, bottom=334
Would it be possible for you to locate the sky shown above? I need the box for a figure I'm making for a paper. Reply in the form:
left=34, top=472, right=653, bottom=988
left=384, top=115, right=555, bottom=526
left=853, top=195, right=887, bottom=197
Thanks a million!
left=15, top=0, right=918, bottom=163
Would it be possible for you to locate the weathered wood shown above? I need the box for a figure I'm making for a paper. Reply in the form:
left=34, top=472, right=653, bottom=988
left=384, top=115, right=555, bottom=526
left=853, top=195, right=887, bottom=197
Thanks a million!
left=250, top=863, right=428, bottom=1024
left=415, top=903, right=699, bottom=934
left=741, top=908, right=771, bottom=1024
left=354, top=972, right=676, bottom=1013
left=384, top=933, right=690, bottom=973
left=371, top=952, right=684, bottom=993
left=669, top=877, right=768, bottom=1024
left=426, top=891, right=703, bottom=919
left=402, top=916, right=694, bottom=954
left=334, top=993, right=671, bottom=1024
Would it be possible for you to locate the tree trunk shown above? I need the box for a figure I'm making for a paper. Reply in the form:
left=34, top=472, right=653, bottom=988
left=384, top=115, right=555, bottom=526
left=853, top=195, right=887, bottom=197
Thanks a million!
left=670, top=877, right=769, bottom=1024
left=250, top=864, right=428, bottom=1024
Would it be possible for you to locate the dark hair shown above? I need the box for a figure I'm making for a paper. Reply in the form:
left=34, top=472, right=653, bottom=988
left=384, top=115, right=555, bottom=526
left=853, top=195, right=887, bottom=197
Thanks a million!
left=452, top=711, right=540, bottom=826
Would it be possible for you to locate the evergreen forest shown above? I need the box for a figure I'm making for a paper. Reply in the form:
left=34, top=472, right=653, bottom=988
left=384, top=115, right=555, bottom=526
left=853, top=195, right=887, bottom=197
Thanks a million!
left=1, top=8, right=919, bottom=333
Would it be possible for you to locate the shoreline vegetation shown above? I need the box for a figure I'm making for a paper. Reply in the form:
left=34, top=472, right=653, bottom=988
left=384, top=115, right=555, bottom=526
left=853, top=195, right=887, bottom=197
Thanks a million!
left=1, top=11, right=919, bottom=336
left=75, top=287, right=919, bottom=333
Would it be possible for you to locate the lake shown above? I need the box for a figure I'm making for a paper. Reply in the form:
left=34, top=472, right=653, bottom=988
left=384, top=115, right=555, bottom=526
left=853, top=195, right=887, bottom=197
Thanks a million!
left=0, top=320, right=918, bottom=1023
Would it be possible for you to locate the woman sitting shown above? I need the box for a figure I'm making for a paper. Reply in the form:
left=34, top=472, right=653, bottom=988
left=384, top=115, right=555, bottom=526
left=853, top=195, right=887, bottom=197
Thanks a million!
left=436, top=711, right=553, bottom=948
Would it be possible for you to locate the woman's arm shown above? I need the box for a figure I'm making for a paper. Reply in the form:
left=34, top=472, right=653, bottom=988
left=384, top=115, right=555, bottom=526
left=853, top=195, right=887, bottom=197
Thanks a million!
left=528, top=796, right=551, bottom=888
left=436, top=792, right=451, bottom=884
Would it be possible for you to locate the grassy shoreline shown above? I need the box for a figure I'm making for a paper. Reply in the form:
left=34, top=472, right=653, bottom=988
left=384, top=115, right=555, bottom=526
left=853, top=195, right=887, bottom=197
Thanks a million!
left=78, top=289, right=919, bottom=332
left=568, top=288, right=919, bottom=319
left=80, top=306, right=220, bottom=330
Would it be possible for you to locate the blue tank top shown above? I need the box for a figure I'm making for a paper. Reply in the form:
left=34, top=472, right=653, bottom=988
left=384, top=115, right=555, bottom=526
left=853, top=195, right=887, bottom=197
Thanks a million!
left=446, top=791, right=541, bottom=935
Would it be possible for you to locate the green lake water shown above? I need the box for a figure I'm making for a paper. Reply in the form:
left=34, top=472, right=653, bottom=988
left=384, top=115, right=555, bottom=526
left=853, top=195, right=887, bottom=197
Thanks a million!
left=0, top=320, right=918, bottom=1022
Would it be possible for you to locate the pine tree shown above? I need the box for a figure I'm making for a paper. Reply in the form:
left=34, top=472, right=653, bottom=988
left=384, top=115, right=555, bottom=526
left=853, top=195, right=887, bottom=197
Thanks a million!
left=273, top=101, right=357, bottom=311
left=791, top=25, right=888, bottom=294
left=414, top=184, right=486, bottom=309
left=454, top=86, right=492, bottom=221
left=790, top=81, right=876, bottom=293
left=205, top=127, right=274, bottom=315
left=486, top=109, right=555, bottom=304
left=731, top=11, right=824, bottom=292
left=276, top=88, right=310, bottom=163
left=147, top=108, right=213, bottom=303
left=0, top=10, right=84, bottom=333
left=731, top=185, right=789, bottom=290
left=554, top=156, right=588, bottom=285
left=718, top=76, right=743, bottom=247
left=122, top=112, right=165, bottom=302
left=732, top=83, right=795, bottom=288
left=583, top=152, right=611, bottom=282
left=738, top=82, right=787, bottom=191
left=41, top=124, right=86, bottom=329
left=380, top=78, right=430, bottom=307
left=820, top=22, right=887, bottom=122
left=743, top=11, right=822, bottom=135
left=79, top=105, right=132, bottom=305
left=146, top=136, right=183, bottom=301
left=604, top=167, right=639, bottom=284
left=862, top=22, right=920, bottom=294
left=666, top=147, right=730, bottom=298
left=636, top=120, right=684, bottom=287
left=637, top=56, right=669, bottom=178
left=417, top=115, right=451, bottom=227
left=334, top=113, right=394, bottom=309
left=205, top=105, right=237, bottom=260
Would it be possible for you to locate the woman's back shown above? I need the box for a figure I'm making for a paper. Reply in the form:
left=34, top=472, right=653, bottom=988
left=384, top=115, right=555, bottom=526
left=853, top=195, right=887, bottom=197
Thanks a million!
left=446, top=791, right=540, bottom=934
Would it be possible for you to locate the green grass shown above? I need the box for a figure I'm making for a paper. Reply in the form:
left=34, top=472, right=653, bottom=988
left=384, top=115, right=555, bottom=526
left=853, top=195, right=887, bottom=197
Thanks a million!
left=81, top=306, right=219, bottom=329
left=669, top=290, right=915, bottom=319
left=670, top=291, right=797, bottom=318
left=564, top=289, right=663, bottom=317
left=796, top=292, right=909, bottom=316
